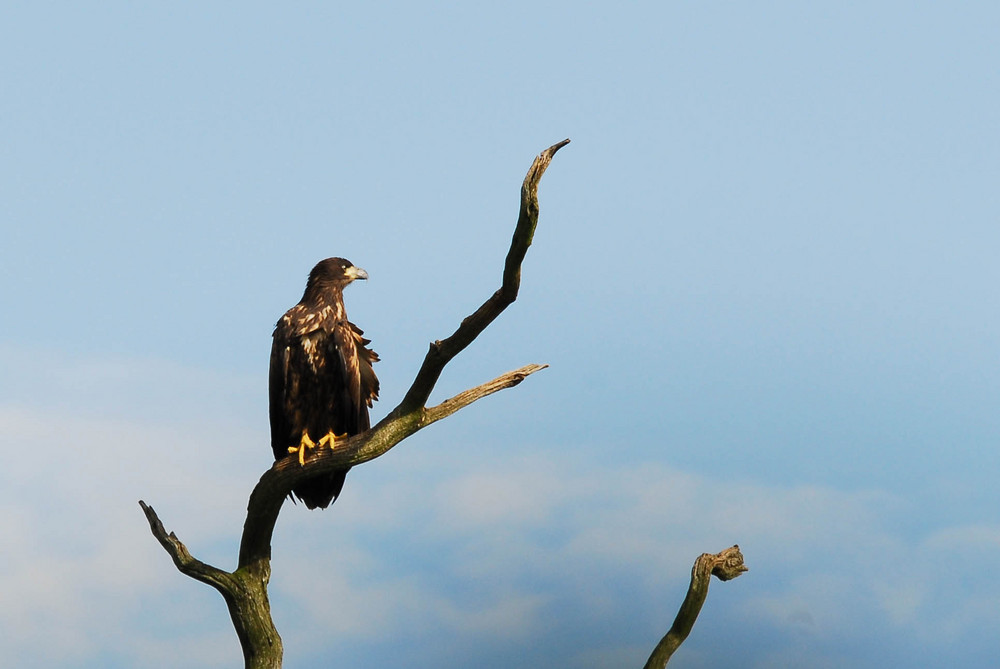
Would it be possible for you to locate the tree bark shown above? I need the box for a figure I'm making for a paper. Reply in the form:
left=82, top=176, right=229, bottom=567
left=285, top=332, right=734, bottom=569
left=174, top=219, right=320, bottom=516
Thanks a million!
left=140, top=139, right=569, bottom=669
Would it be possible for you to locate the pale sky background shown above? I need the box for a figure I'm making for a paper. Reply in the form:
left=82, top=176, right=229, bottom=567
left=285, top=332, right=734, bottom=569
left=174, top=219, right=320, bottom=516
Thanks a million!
left=2, top=2, right=999, bottom=668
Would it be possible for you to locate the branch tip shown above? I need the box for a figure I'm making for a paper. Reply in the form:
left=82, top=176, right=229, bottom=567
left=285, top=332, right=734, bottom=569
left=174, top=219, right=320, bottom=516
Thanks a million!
left=643, top=546, right=748, bottom=669
left=546, top=138, right=571, bottom=155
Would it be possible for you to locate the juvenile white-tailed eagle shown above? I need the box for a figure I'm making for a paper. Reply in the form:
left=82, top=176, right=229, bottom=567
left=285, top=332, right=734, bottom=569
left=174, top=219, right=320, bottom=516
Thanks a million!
left=269, top=257, right=380, bottom=509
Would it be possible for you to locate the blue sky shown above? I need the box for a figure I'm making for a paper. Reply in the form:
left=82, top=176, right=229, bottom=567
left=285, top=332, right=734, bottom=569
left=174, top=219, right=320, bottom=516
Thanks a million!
left=2, top=2, right=999, bottom=667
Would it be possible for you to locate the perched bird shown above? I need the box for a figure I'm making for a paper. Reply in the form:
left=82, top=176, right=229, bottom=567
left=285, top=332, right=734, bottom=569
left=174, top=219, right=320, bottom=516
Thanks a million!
left=269, top=257, right=380, bottom=509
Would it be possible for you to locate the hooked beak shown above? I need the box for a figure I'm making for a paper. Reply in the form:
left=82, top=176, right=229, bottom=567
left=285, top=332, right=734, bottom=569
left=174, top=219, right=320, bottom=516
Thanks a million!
left=347, top=266, right=369, bottom=281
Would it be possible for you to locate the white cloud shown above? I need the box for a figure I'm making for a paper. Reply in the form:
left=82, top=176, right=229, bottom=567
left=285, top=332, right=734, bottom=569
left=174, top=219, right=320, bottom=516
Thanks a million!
left=267, top=455, right=1000, bottom=668
left=1, top=347, right=997, bottom=668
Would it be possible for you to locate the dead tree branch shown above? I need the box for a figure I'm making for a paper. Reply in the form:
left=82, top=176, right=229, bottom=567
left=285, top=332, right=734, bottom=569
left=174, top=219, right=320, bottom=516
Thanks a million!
left=140, top=501, right=281, bottom=666
left=642, top=545, right=749, bottom=669
left=140, top=139, right=569, bottom=669
left=400, top=137, right=570, bottom=412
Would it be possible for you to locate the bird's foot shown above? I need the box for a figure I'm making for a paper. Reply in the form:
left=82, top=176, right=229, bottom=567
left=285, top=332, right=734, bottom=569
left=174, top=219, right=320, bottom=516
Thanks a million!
left=317, top=430, right=348, bottom=450
left=287, top=430, right=348, bottom=466
left=288, top=431, right=319, bottom=466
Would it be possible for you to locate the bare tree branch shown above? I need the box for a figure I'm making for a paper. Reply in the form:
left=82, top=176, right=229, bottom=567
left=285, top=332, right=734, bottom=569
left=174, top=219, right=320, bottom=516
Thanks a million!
left=400, top=138, right=570, bottom=413
left=234, top=139, right=568, bottom=569
left=141, top=140, right=569, bottom=669
left=424, top=363, right=549, bottom=425
left=642, top=545, right=749, bottom=669
left=140, top=501, right=283, bottom=669
left=139, top=501, right=233, bottom=591
left=236, top=363, right=549, bottom=567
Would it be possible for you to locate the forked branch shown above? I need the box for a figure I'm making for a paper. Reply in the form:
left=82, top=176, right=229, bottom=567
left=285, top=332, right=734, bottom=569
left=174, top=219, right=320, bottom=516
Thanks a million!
left=236, top=139, right=568, bottom=567
left=140, top=140, right=569, bottom=669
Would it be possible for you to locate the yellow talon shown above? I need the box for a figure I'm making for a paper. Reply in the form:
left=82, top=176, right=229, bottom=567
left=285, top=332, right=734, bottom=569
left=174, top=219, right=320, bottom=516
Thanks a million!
left=287, top=429, right=347, bottom=465
left=288, top=431, right=320, bottom=465
left=317, top=429, right=347, bottom=449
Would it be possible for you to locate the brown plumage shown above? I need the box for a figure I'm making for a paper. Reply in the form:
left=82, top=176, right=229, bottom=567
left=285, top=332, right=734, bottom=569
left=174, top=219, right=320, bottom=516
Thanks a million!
left=269, top=257, right=379, bottom=509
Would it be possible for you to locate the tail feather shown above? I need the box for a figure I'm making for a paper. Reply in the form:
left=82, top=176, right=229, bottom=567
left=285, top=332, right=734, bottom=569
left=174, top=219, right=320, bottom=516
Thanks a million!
left=292, top=468, right=350, bottom=510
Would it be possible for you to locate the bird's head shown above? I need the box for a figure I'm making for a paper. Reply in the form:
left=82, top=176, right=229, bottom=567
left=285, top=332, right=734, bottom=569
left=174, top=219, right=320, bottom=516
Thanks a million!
left=305, top=257, right=369, bottom=293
